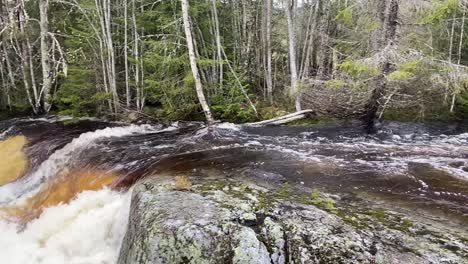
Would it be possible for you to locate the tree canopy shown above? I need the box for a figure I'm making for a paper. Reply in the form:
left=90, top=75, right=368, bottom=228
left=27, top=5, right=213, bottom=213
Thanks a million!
left=1, top=0, right=468, bottom=123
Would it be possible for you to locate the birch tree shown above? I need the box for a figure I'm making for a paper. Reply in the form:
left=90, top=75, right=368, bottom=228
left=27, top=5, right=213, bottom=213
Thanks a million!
left=211, top=0, right=223, bottom=88
left=181, top=0, right=214, bottom=123
left=285, top=0, right=301, bottom=111
left=124, top=0, right=130, bottom=108
left=39, top=0, right=53, bottom=112
left=265, top=0, right=273, bottom=103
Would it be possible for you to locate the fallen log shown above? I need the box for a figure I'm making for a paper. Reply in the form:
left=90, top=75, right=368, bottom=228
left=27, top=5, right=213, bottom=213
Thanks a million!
left=247, top=109, right=315, bottom=126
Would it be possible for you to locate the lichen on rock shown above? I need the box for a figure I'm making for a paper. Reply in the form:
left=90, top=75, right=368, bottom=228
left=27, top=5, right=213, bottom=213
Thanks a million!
left=118, top=177, right=468, bottom=264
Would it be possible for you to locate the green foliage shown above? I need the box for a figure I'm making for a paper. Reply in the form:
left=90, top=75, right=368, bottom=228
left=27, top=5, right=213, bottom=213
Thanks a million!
left=388, top=61, right=421, bottom=81
left=4, top=0, right=467, bottom=123
left=210, top=71, right=258, bottom=122
left=325, top=80, right=347, bottom=89
left=456, top=90, right=468, bottom=117
left=336, top=8, right=354, bottom=26
left=310, top=189, right=320, bottom=200
left=54, top=66, right=104, bottom=117
left=338, top=60, right=378, bottom=79
left=276, top=183, right=291, bottom=199
left=423, top=0, right=460, bottom=24
left=388, top=71, right=413, bottom=81
left=308, top=189, right=337, bottom=213
left=360, top=15, right=379, bottom=33
left=258, top=105, right=289, bottom=120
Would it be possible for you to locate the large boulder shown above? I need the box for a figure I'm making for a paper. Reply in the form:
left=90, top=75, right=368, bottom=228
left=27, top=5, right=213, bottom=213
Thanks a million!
left=118, top=177, right=466, bottom=264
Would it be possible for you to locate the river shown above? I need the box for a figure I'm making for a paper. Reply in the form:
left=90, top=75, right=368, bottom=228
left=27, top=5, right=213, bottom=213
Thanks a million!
left=0, top=117, right=467, bottom=263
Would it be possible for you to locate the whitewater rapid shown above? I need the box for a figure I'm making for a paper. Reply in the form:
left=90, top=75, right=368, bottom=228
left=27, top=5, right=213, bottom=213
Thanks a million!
left=0, top=124, right=160, bottom=205
left=0, top=122, right=161, bottom=264
left=0, top=189, right=131, bottom=264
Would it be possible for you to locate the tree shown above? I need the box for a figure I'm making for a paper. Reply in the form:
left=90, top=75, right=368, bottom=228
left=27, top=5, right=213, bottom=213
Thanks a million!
left=181, top=0, right=214, bottom=123
left=265, top=0, right=273, bottom=103
left=1, top=0, right=468, bottom=122
left=285, top=0, right=301, bottom=111
left=39, top=0, right=53, bottom=112
left=362, top=0, right=399, bottom=131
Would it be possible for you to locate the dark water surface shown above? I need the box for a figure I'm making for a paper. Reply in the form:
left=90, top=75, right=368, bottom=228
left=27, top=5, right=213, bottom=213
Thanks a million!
left=1, top=117, right=467, bottom=230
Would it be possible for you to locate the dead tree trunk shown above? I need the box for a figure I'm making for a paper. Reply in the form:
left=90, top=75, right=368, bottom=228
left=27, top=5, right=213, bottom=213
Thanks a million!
left=248, top=110, right=315, bottom=126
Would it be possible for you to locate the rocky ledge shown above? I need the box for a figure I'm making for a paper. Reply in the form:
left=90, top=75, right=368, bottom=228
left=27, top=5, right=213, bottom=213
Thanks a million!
left=118, top=175, right=467, bottom=264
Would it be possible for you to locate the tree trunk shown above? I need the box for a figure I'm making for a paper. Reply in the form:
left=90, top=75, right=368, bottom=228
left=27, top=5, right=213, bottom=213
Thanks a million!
left=39, top=0, right=52, bottom=112
left=285, top=0, right=301, bottom=111
left=16, top=0, right=38, bottom=114
left=96, top=0, right=119, bottom=113
left=316, top=0, right=331, bottom=79
left=248, top=110, right=315, bottom=126
left=211, top=0, right=223, bottom=89
left=181, top=0, right=214, bottom=123
left=131, top=0, right=142, bottom=111
left=124, top=0, right=130, bottom=108
left=451, top=4, right=466, bottom=113
left=362, top=0, right=399, bottom=132
left=301, top=0, right=320, bottom=79
left=104, top=0, right=119, bottom=112
left=265, top=0, right=274, bottom=104
left=0, top=4, right=11, bottom=110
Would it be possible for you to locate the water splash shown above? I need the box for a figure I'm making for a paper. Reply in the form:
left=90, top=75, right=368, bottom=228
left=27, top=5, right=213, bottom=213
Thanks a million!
left=0, top=124, right=159, bottom=205
left=0, top=189, right=131, bottom=264
left=0, top=127, right=14, bottom=140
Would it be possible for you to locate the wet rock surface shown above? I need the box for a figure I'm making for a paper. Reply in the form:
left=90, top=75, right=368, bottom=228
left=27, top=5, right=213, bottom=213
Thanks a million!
left=118, top=176, right=467, bottom=264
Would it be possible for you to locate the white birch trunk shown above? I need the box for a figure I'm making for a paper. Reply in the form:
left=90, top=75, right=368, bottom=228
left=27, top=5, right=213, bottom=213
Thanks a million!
left=211, top=0, right=223, bottom=88
left=39, top=0, right=52, bottom=112
left=124, top=0, right=130, bottom=108
left=452, top=4, right=466, bottom=113
left=181, top=0, right=214, bottom=123
left=132, top=0, right=142, bottom=111
left=265, top=0, right=274, bottom=103
left=285, top=0, right=301, bottom=111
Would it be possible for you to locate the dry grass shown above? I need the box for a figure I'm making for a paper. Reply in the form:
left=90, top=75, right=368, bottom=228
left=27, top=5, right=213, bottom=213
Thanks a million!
left=0, top=136, right=28, bottom=186
left=174, top=176, right=191, bottom=191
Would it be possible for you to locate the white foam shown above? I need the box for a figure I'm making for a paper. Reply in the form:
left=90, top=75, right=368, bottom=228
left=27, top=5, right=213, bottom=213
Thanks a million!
left=245, top=140, right=262, bottom=147
left=216, top=123, right=241, bottom=131
left=0, top=127, right=14, bottom=140
left=0, top=189, right=131, bottom=264
left=0, top=124, right=158, bottom=205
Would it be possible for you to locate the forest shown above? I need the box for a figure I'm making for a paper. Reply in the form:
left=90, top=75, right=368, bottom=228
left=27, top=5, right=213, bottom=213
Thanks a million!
left=1, top=0, right=468, bottom=124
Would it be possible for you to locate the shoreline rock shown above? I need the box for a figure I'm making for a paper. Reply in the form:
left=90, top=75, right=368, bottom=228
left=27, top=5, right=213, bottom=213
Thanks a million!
left=118, top=176, right=467, bottom=264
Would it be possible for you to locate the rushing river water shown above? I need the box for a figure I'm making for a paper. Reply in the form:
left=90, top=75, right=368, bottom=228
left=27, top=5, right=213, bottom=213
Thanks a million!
left=0, top=117, right=467, bottom=263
